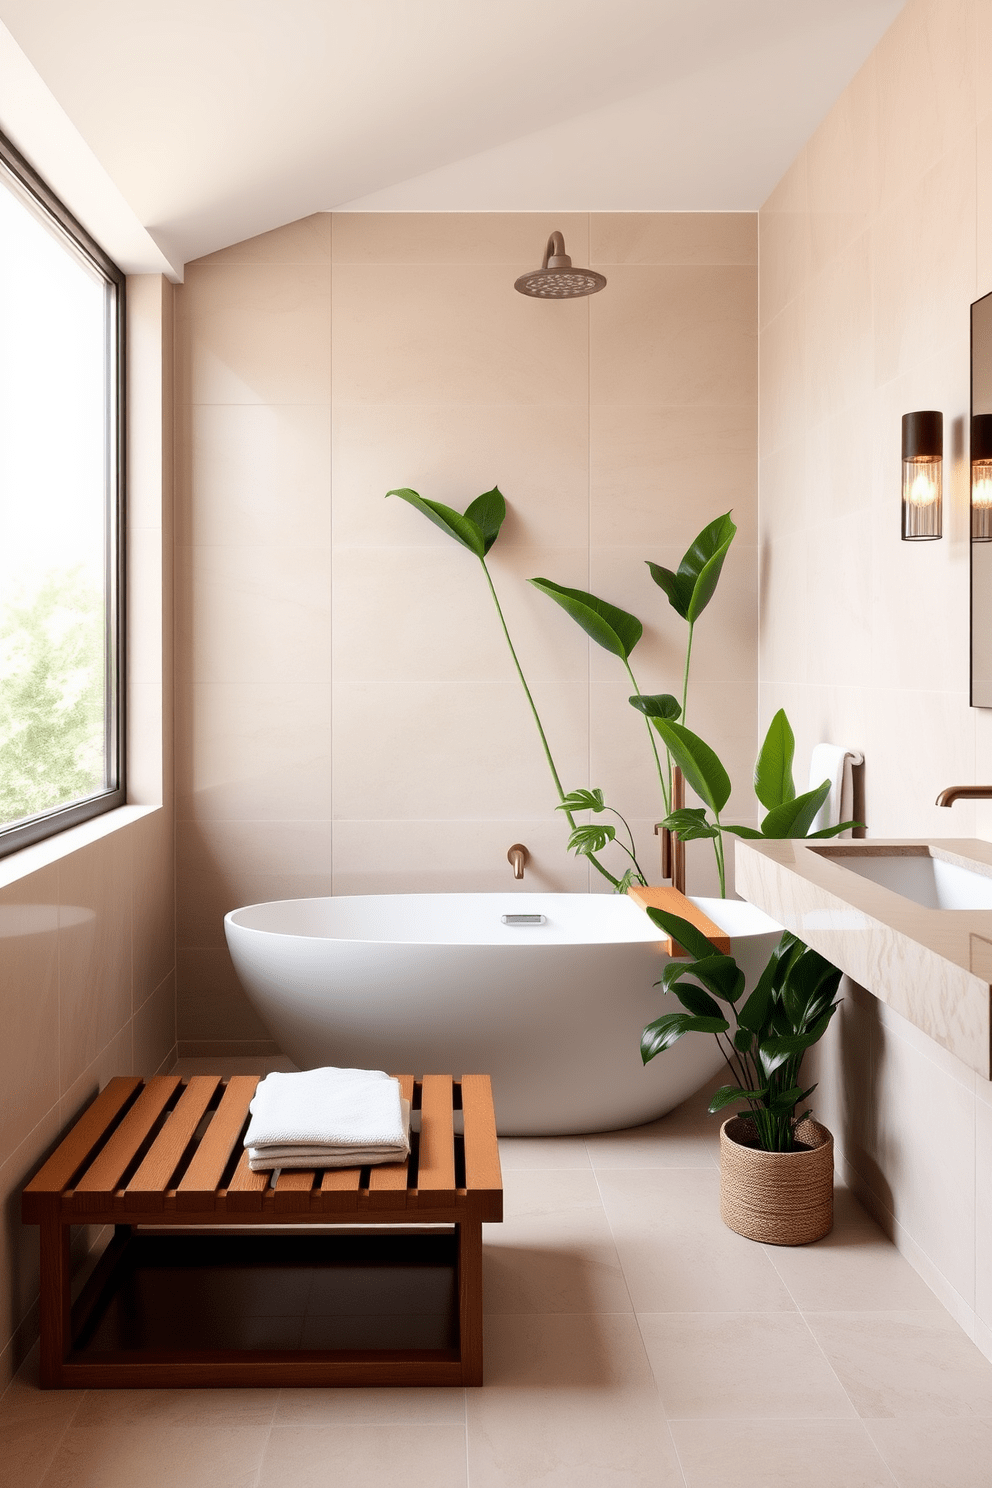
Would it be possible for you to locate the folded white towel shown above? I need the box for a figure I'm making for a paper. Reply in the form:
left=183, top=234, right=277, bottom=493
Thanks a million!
left=244, top=1067, right=410, bottom=1172
left=808, top=743, right=864, bottom=838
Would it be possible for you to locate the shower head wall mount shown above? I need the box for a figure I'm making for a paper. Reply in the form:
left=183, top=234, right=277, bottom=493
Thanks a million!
left=514, top=232, right=606, bottom=299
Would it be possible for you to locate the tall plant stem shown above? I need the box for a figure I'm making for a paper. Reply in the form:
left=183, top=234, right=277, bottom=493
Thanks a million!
left=713, top=814, right=727, bottom=898
left=624, top=658, right=670, bottom=816
left=481, top=559, right=621, bottom=890
left=681, top=620, right=695, bottom=725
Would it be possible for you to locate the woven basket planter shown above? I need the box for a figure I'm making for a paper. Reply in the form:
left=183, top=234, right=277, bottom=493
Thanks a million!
left=719, top=1116, right=833, bottom=1245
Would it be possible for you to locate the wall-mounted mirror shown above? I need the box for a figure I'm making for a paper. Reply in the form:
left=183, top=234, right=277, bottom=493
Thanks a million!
left=972, top=291, right=992, bottom=705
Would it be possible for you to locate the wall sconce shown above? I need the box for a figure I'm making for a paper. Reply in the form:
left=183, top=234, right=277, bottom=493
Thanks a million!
left=972, top=414, right=992, bottom=542
left=901, top=410, right=943, bottom=540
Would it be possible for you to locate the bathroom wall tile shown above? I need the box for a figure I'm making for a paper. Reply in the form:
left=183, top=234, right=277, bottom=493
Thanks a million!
left=177, top=403, right=331, bottom=550
left=466, top=1313, right=676, bottom=1488
left=638, top=1311, right=856, bottom=1419
left=330, top=401, right=589, bottom=552
left=867, top=1416, right=992, bottom=1488
left=599, top=1168, right=796, bottom=1313
left=177, top=948, right=275, bottom=1043
left=177, top=819, right=331, bottom=950
left=670, top=1419, right=894, bottom=1488
left=759, top=294, right=808, bottom=461
left=332, top=543, right=591, bottom=685
left=874, top=0, right=976, bottom=212
left=180, top=542, right=331, bottom=686
left=807, top=55, right=878, bottom=275
left=589, top=402, right=758, bottom=551
left=590, top=212, right=757, bottom=267
left=803, top=515, right=873, bottom=690
left=974, top=1094, right=992, bottom=1327
left=330, top=817, right=591, bottom=896
left=807, top=1309, right=992, bottom=1417
left=0, top=1102, right=63, bottom=1367
left=130, top=808, right=175, bottom=1009
left=58, top=836, right=133, bottom=1091
left=331, top=211, right=588, bottom=265
left=590, top=264, right=756, bottom=409
left=176, top=261, right=331, bottom=407
left=805, top=233, right=873, bottom=430
left=484, top=1170, right=632, bottom=1315
left=758, top=436, right=807, bottom=540
left=132, top=973, right=176, bottom=1077
left=862, top=687, right=975, bottom=839
left=195, top=213, right=331, bottom=266
left=59, top=1026, right=134, bottom=1131
left=260, top=1423, right=467, bottom=1488
left=759, top=150, right=809, bottom=329
left=0, top=870, right=59, bottom=1160
left=332, top=680, right=589, bottom=821
left=805, top=401, right=873, bottom=524
left=977, top=115, right=992, bottom=295
left=176, top=682, right=332, bottom=823
left=332, top=262, right=589, bottom=408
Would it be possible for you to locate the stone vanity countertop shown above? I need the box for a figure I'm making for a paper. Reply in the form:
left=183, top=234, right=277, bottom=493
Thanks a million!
left=734, top=837, right=992, bottom=1079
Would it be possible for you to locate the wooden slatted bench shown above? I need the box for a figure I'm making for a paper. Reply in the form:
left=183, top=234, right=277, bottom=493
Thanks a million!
left=22, top=1072, right=502, bottom=1389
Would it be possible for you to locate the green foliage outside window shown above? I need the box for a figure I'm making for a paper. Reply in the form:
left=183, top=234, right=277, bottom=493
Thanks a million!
left=0, top=568, right=105, bottom=826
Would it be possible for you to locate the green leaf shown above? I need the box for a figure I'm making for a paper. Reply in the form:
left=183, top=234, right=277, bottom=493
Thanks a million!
left=616, top=868, right=642, bottom=893
left=661, top=955, right=746, bottom=1004
left=737, top=958, right=777, bottom=1033
left=733, top=1027, right=754, bottom=1053
left=644, top=906, right=723, bottom=961
left=708, top=1084, right=766, bottom=1113
left=628, top=693, right=682, bottom=720
left=758, top=1031, right=822, bottom=1077
left=557, top=787, right=606, bottom=813
left=760, top=781, right=830, bottom=839
left=529, top=579, right=643, bottom=659
left=646, top=513, right=737, bottom=623
left=641, top=1012, right=729, bottom=1063
left=652, top=719, right=732, bottom=815
left=386, top=488, right=486, bottom=557
left=671, top=981, right=724, bottom=1019
left=719, top=823, right=765, bottom=839
left=806, top=819, right=865, bottom=839
left=567, top=823, right=616, bottom=855
left=767, top=1085, right=805, bottom=1116
left=753, top=708, right=796, bottom=811
left=661, top=807, right=719, bottom=842
left=464, top=486, right=507, bottom=555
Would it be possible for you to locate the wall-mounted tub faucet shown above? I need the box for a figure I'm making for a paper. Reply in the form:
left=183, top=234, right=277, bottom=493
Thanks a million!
left=936, top=785, right=992, bottom=806
left=507, top=844, right=529, bottom=880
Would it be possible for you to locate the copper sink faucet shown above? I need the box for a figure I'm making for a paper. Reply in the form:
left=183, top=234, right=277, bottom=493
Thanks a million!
left=936, top=785, right=992, bottom=806
left=507, top=844, right=529, bottom=879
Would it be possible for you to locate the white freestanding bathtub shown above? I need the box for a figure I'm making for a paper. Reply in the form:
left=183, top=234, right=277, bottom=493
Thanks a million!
left=224, top=893, right=783, bottom=1135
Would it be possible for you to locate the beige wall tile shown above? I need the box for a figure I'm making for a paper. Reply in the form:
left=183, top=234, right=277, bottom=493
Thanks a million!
left=132, top=972, right=177, bottom=1076
left=590, top=212, right=757, bottom=266
left=130, top=809, right=175, bottom=1009
left=196, top=213, right=331, bottom=266
left=177, top=819, right=331, bottom=950
left=807, top=57, right=878, bottom=276
left=331, top=211, right=588, bottom=265
left=57, top=837, right=134, bottom=1091
left=759, top=151, right=809, bottom=328
left=0, top=871, right=59, bottom=1158
left=177, top=948, right=274, bottom=1042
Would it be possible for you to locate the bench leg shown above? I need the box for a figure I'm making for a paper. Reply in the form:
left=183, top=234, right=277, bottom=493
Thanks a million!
left=39, top=1219, right=71, bottom=1389
left=457, top=1216, right=483, bottom=1385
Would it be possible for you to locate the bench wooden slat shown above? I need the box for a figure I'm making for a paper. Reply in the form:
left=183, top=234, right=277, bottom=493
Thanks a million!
left=320, top=1166, right=362, bottom=1192
left=627, top=885, right=731, bottom=955
left=368, top=1074, right=414, bottom=1198
left=125, top=1077, right=221, bottom=1210
left=272, top=1168, right=316, bottom=1213
left=224, top=1147, right=270, bottom=1211
left=417, top=1075, right=455, bottom=1192
left=177, top=1075, right=259, bottom=1208
left=24, top=1077, right=141, bottom=1205
left=460, top=1074, right=502, bottom=1196
left=73, top=1077, right=180, bottom=1200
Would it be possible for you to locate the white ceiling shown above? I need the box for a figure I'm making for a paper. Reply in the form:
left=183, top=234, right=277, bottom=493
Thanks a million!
left=0, top=0, right=904, bottom=278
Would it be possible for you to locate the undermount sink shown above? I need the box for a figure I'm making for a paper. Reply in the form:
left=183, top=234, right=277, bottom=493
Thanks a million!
left=811, top=846, right=992, bottom=911
left=733, top=838, right=992, bottom=1078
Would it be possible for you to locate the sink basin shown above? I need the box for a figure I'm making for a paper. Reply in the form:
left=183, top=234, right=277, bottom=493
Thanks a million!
left=812, top=847, right=992, bottom=911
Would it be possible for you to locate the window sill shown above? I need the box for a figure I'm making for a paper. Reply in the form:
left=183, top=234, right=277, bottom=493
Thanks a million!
left=0, top=804, right=164, bottom=890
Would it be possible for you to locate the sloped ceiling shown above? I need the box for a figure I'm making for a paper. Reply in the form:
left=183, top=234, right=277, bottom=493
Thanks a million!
left=0, top=0, right=903, bottom=273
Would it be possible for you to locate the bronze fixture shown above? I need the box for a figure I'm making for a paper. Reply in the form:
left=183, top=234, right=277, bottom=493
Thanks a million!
left=901, top=410, right=943, bottom=540
left=507, top=843, right=529, bottom=879
left=655, top=767, right=686, bottom=893
left=513, top=232, right=607, bottom=299
left=972, top=414, right=992, bottom=540
left=936, top=785, right=992, bottom=806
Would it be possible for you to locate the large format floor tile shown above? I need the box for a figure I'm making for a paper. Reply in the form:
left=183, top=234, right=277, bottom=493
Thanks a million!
left=806, top=1310, right=992, bottom=1419
left=669, top=1418, right=896, bottom=1488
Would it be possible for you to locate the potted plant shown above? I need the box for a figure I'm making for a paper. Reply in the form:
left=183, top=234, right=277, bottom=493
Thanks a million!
left=640, top=905, right=842, bottom=1244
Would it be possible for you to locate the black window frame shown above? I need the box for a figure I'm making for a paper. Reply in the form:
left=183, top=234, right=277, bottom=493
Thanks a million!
left=0, top=128, right=126, bottom=858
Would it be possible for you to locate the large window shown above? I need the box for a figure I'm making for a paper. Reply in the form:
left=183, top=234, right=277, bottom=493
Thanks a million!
left=0, top=133, right=124, bottom=857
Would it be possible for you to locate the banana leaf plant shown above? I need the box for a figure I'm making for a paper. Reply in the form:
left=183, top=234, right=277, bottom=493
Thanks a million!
left=386, top=485, right=627, bottom=889
left=641, top=906, right=842, bottom=1153
left=650, top=708, right=861, bottom=897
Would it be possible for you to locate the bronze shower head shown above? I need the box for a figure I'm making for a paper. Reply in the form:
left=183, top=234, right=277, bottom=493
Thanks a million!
left=513, top=232, right=606, bottom=299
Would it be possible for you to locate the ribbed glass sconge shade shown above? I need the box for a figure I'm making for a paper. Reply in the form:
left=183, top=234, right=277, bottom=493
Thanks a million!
left=901, top=410, right=942, bottom=540
left=972, top=414, right=992, bottom=541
